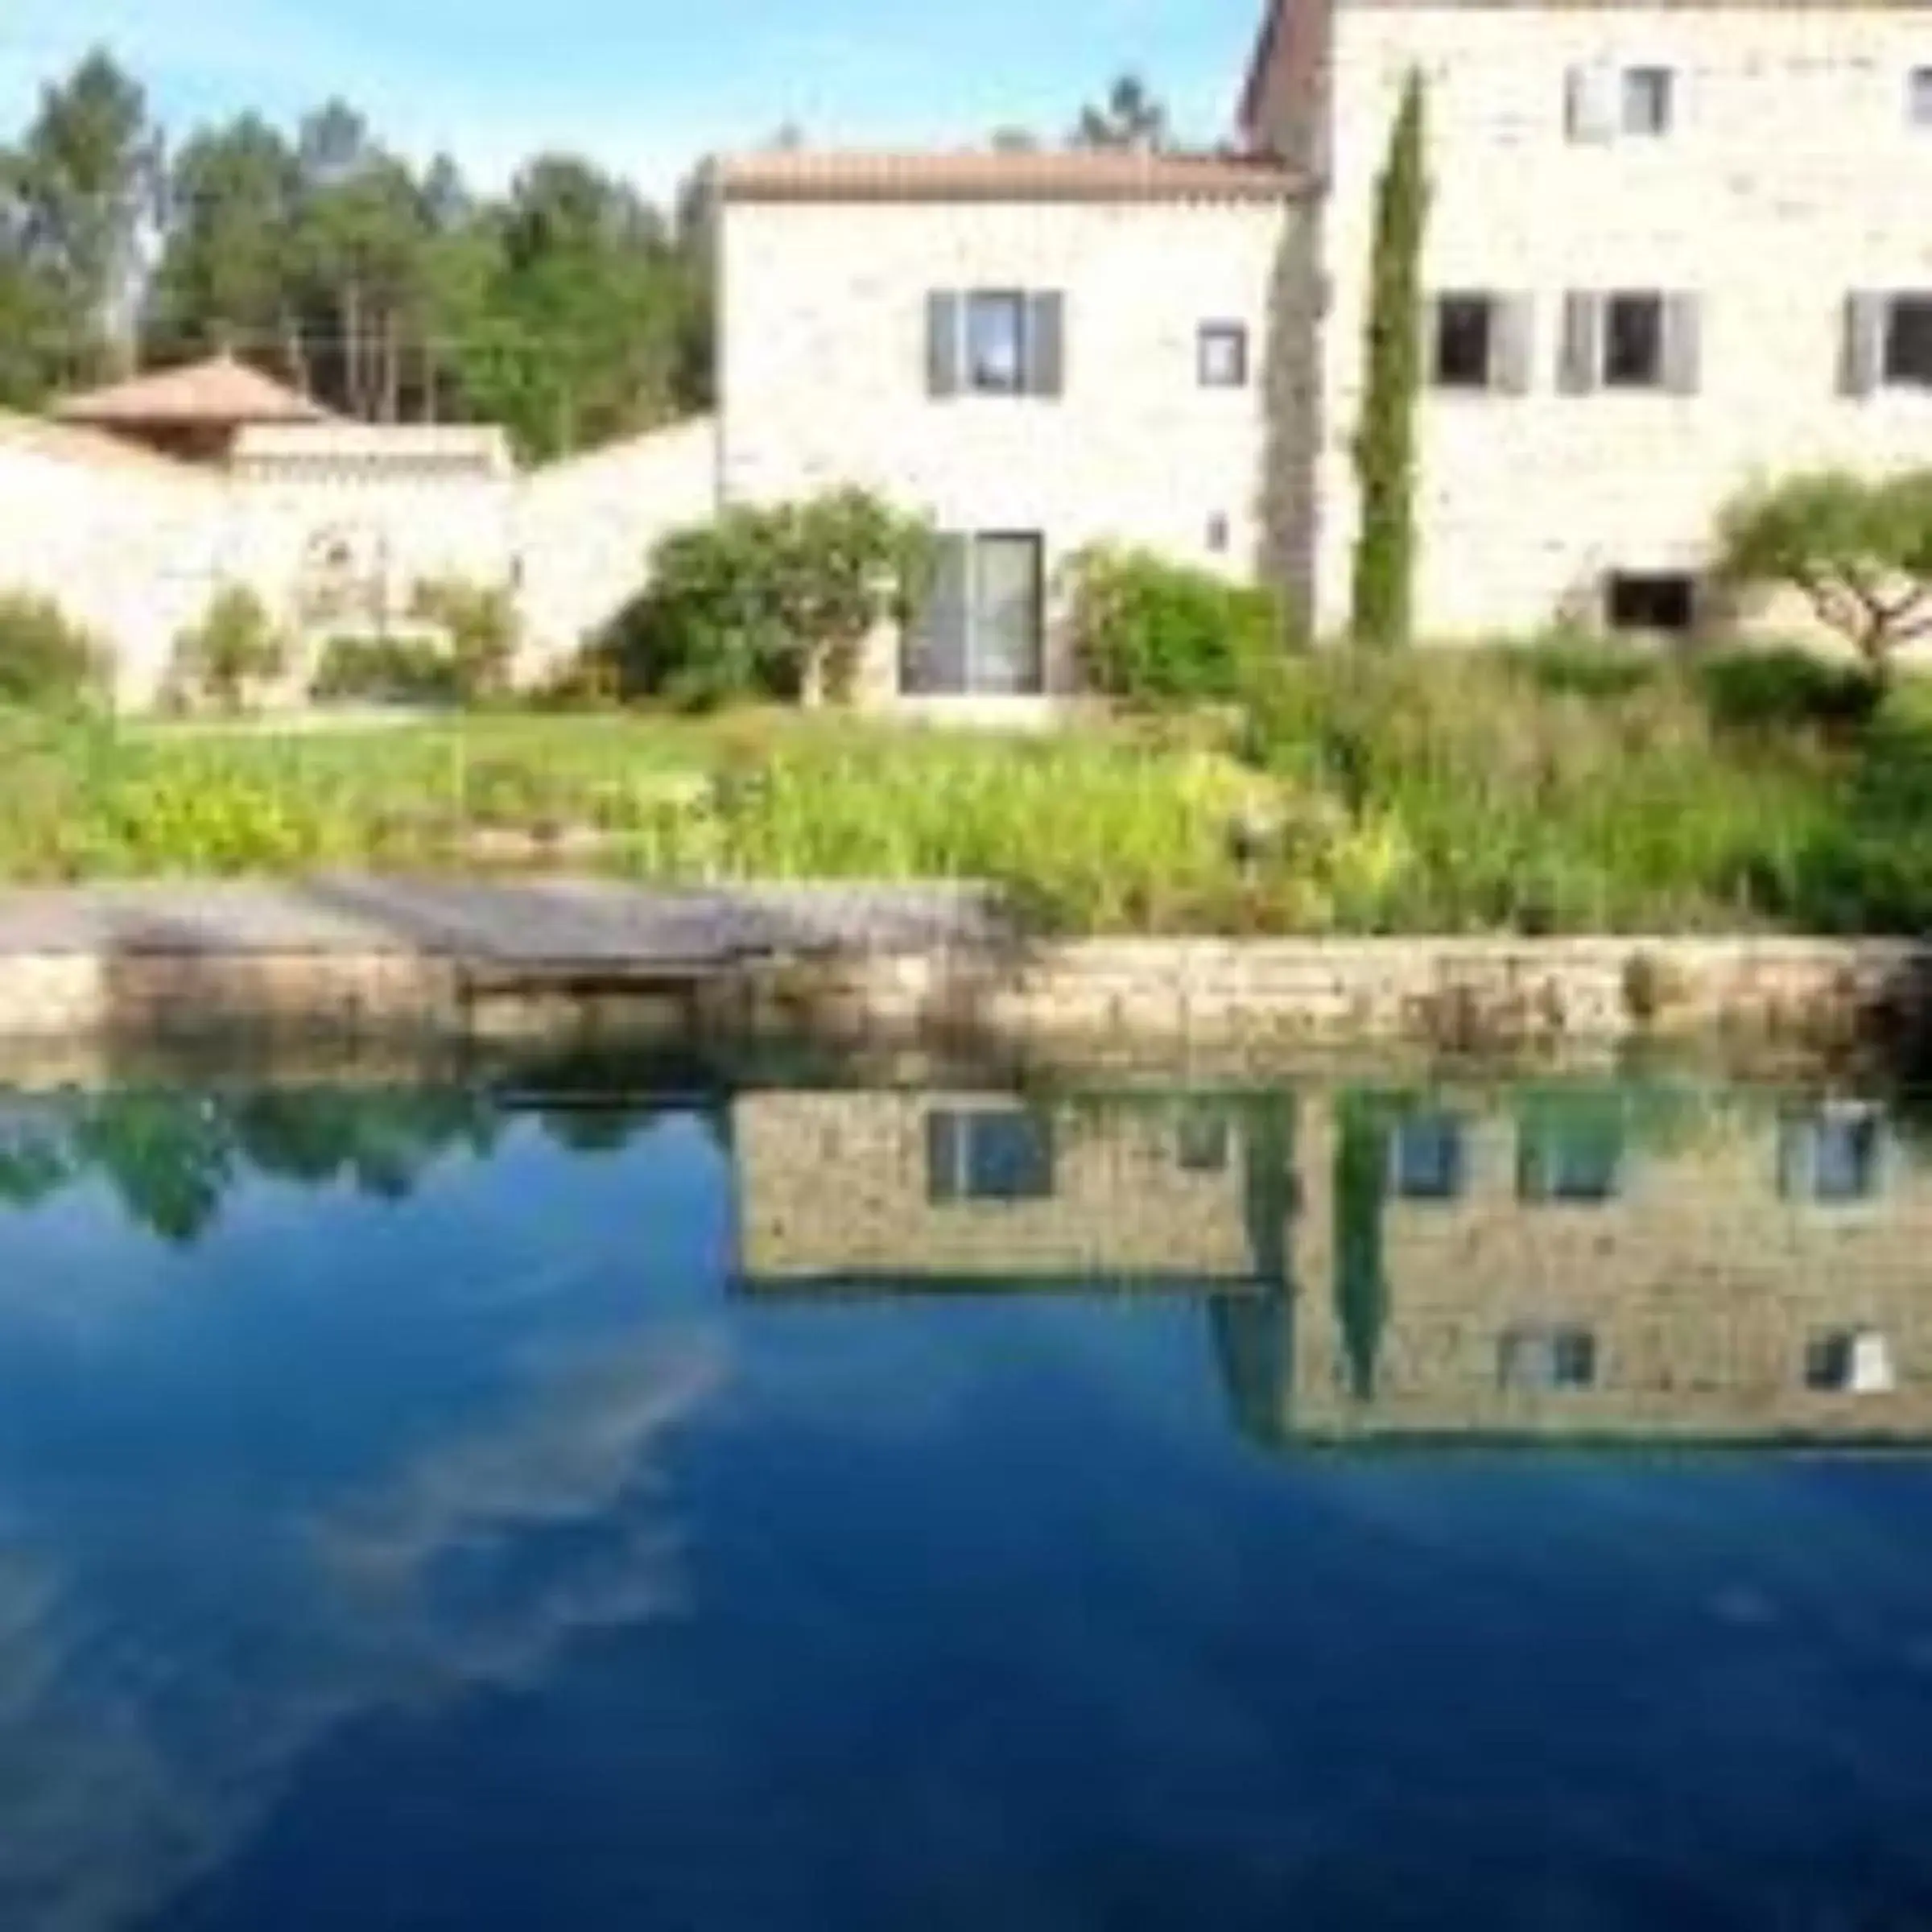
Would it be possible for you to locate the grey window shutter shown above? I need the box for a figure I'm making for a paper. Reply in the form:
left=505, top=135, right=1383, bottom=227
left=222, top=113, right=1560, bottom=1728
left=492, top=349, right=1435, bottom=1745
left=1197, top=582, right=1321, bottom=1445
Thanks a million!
left=1842, top=291, right=1886, bottom=398
left=1494, top=294, right=1535, bottom=394
left=903, top=533, right=970, bottom=694
left=1558, top=292, right=1602, bottom=393
left=1566, top=64, right=1618, bottom=142
left=1662, top=291, right=1702, bottom=394
left=1026, top=291, right=1065, bottom=397
left=927, top=291, right=961, bottom=398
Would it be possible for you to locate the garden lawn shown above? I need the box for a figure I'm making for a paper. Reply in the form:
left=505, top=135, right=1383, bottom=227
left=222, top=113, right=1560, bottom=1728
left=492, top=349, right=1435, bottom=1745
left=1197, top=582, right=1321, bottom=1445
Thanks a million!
left=1, top=650, right=1927, bottom=939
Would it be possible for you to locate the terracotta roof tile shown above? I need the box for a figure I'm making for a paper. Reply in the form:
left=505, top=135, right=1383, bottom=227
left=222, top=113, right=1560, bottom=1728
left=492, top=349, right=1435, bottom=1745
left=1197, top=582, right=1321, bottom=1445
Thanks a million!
left=717, top=149, right=1307, bottom=204
left=52, top=353, right=335, bottom=428
left=0, top=410, right=207, bottom=478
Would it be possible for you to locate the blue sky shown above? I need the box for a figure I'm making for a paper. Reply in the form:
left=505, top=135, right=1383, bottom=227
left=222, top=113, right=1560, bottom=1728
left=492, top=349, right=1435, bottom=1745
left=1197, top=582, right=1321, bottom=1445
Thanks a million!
left=0, top=0, right=1265, bottom=197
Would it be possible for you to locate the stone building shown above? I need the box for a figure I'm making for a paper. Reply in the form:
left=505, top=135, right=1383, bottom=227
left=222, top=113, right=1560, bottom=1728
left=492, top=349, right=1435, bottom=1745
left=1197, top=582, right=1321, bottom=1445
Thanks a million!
left=731, top=1088, right=1278, bottom=1293
left=714, top=0, right=1932, bottom=696
left=727, top=1081, right=1932, bottom=1448
left=716, top=152, right=1302, bottom=705
left=1, top=354, right=717, bottom=708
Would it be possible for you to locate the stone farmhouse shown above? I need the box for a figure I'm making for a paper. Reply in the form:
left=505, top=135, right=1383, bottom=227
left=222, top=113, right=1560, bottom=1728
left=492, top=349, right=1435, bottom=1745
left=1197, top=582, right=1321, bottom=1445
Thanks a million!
left=718, top=0, right=1932, bottom=697
left=729, top=1083, right=1932, bottom=1448
left=6, top=0, right=1932, bottom=708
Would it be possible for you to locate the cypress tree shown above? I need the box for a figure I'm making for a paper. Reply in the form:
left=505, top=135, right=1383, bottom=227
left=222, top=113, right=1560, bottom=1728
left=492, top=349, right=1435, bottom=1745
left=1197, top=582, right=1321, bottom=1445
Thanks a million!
left=1350, top=72, right=1429, bottom=649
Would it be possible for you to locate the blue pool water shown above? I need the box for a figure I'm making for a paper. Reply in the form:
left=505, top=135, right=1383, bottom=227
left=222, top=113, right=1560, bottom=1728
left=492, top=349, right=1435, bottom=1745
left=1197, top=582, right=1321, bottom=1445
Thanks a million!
left=1, top=1067, right=1930, bottom=1930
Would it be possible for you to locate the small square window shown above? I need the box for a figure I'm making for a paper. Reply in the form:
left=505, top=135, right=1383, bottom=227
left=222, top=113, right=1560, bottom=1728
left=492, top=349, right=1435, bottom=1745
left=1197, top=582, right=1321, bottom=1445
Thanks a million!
left=1177, top=1109, right=1232, bottom=1174
left=1391, top=1114, right=1466, bottom=1201
left=1883, top=295, right=1932, bottom=387
left=1199, top=323, right=1249, bottom=388
left=1779, top=1108, right=1885, bottom=1204
left=1433, top=295, right=1495, bottom=389
left=1604, top=292, right=1666, bottom=388
left=1909, top=68, right=1932, bottom=126
left=1499, top=1325, right=1599, bottom=1393
left=965, top=291, right=1027, bottom=394
left=1606, top=572, right=1697, bottom=634
left=1518, top=1117, right=1624, bottom=1205
left=1805, top=1327, right=1896, bottom=1395
left=1623, top=66, right=1674, bottom=135
left=927, top=1108, right=1055, bottom=1203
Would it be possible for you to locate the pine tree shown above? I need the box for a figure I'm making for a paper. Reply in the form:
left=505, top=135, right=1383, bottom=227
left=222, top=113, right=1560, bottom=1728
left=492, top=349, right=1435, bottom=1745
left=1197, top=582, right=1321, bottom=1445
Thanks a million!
left=1350, top=72, right=1429, bottom=649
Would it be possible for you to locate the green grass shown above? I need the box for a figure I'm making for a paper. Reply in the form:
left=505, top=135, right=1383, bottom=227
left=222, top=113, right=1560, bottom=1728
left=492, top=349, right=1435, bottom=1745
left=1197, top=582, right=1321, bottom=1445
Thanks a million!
left=2, top=653, right=1929, bottom=939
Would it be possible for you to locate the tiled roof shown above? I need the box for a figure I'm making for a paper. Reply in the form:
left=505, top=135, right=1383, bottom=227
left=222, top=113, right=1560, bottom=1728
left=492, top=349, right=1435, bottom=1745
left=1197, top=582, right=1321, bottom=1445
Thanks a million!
left=0, top=410, right=205, bottom=477
left=716, top=149, right=1307, bottom=204
left=52, top=352, right=334, bottom=428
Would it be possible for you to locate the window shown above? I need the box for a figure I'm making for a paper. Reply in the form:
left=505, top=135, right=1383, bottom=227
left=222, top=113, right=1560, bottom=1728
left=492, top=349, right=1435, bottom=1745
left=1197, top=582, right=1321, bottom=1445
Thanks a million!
left=1910, top=67, right=1932, bottom=126
left=1177, top=1108, right=1232, bottom=1174
left=1884, top=295, right=1932, bottom=387
left=1779, top=1107, right=1885, bottom=1204
left=1518, top=1113, right=1624, bottom=1205
left=1622, top=66, right=1674, bottom=135
left=903, top=532, right=1046, bottom=696
left=1433, top=295, right=1495, bottom=389
left=927, top=1108, right=1055, bottom=1203
left=927, top=289, right=1064, bottom=398
left=1805, top=1328, right=1897, bottom=1396
left=1390, top=1114, right=1466, bottom=1202
left=1499, top=1326, right=1598, bottom=1393
left=1604, top=292, right=1666, bottom=387
left=966, top=291, right=1026, bottom=393
left=1561, top=291, right=1698, bottom=394
left=1566, top=63, right=1677, bottom=142
left=1606, top=572, right=1697, bottom=634
left=1199, top=323, right=1249, bottom=388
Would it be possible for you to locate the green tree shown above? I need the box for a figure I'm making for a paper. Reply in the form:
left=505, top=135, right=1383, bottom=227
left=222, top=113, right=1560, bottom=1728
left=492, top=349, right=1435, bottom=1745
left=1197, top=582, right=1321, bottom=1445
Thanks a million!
left=1071, top=73, right=1171, bottom=151
left=1, top=51, right=159, bottom=396
left=171, top=584, right=288, bottom=714
left=1350, top=72, right=1428, bottom=650
left=147, top=115, right=303, bottom=369
left=1717, top=469, right=1932, bottom=683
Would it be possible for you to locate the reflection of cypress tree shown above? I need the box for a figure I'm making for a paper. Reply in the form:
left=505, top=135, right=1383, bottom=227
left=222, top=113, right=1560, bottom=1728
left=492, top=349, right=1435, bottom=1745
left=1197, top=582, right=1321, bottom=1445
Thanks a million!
left=1214, top=1090, right=1301, bottom=1449
left=1334, top=1091, right=1390, bottom=1403
left=1241, top=1092, right=1296, bottom=1293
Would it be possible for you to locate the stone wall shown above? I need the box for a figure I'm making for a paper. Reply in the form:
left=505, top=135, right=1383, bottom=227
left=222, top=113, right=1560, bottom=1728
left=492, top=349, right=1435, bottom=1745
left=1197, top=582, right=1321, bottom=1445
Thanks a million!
left=719, top=193, right=1298, bottom=696
left=1286, top=1087, right=1932, bottom=1441
left=1283, top=4, right=1932, bottom=640
left=732, top=1089, right=1260, bottom=1286
left=0, top=413, right=719, bottom=707
left=739, top=935, right=1930, bottom=1052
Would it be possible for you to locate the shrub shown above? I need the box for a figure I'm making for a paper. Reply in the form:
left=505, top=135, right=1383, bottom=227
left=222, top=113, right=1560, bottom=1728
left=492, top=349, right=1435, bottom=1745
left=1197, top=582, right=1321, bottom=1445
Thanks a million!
left=171, top=586, right=288, bottom=715
left=607, top=489, right=933, bottom=711
left=0, top=592, right=105, bottom=711
left=1063, top=545, right=1281, bottom=705
left=1693, top=647, right=1882, bottom=735
left=310, top=634, right=464, bottom=707
left=408, top=578, right=521, bottom=701
left=1716, top=469, right=1932, bottom=682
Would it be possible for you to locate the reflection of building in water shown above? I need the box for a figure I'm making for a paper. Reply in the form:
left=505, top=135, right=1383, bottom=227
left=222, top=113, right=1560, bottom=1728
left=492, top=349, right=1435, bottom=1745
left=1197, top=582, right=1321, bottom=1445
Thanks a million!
left=731, top=1090, right=1293, bottom=1295
left=1279, top=1090, right=1932, bottom=1446
left=733, top=1082, right=1932, bottom=1450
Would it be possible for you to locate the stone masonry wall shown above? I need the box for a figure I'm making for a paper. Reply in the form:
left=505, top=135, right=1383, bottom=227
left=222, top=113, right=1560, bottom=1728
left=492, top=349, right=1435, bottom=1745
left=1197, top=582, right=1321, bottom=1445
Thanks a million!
left=1290, top=1089, right=1932, bottom=1440
left=719, top=195, right=1298, bottom=697
left=732, top=1089, right=1261, bottom=1285
left=1296, top=6, right=1932, bottom=641
left=753, top=935, right=1930, bottom=1051
left=0, top=415, right=719, bottom=707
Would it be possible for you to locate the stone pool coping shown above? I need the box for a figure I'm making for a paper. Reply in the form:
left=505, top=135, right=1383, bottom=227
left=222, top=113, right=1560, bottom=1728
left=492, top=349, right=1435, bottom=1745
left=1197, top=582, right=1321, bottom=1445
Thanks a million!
left=0, top=877, right=1923, bottom=1055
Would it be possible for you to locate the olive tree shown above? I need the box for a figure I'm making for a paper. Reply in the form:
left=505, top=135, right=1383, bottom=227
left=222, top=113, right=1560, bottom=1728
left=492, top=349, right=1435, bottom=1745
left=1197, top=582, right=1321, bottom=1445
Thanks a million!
left=1718, top=470, right=1932, bottom=683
